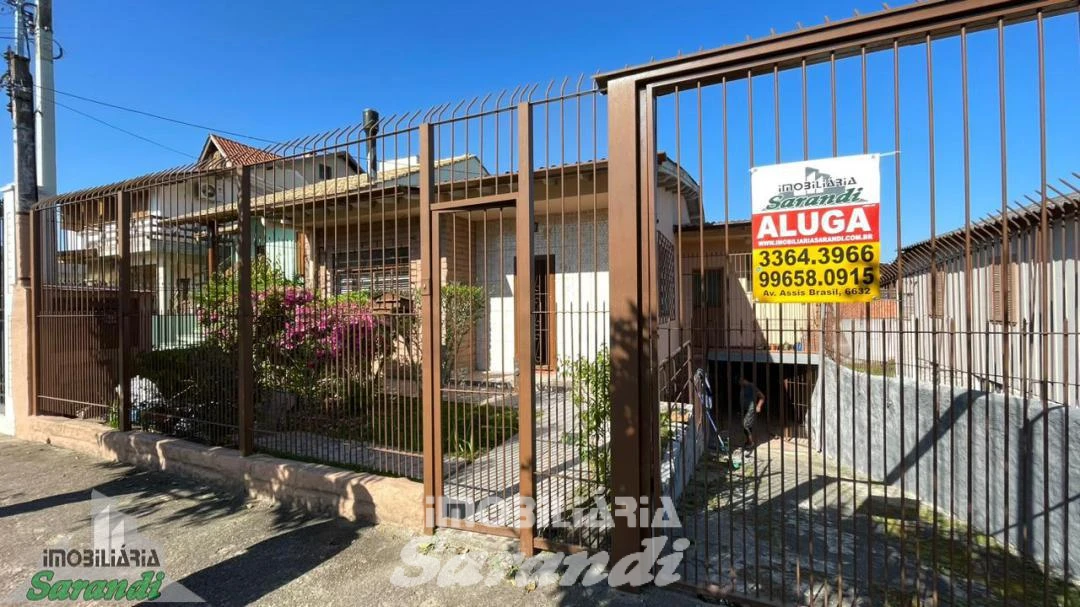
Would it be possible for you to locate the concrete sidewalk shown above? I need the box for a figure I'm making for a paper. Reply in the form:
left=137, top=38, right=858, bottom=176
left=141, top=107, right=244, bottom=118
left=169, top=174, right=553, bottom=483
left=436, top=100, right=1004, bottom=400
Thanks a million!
left=0, top=437, right=715, bottom=607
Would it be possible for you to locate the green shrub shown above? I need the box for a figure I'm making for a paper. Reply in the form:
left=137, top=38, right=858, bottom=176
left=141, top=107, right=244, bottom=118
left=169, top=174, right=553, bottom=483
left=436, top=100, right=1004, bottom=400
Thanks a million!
left=134, top=344, right=237, bottom=405
left=192, top=256, right=388, bottom=410
left=439, top=283, right=485, bottom=380
left=563, top=347, right=612, bottom=498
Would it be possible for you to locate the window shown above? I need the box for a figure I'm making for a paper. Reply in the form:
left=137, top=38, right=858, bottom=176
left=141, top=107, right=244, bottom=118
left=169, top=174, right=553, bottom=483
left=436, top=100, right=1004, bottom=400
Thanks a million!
left=657, top=232, right=676, bottom=323
left=989, top=257, right=1018, bottom=324
left=317, top=164, right=333, bottom=180
left=171, top=278, right=194, bottom=314
left=331, top=246, right=411, bottom=295
left=927, top=271, right=945, bottom=318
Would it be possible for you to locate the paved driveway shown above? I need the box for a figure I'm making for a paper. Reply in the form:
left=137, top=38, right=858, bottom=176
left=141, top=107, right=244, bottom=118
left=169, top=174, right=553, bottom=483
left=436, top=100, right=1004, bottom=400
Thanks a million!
left=0, top=436, right=714, bottom=607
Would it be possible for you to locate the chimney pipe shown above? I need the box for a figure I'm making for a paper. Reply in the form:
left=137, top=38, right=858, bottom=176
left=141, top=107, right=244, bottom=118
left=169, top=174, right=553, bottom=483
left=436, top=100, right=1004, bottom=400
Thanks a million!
left=363, top=108, right=380, bottom=179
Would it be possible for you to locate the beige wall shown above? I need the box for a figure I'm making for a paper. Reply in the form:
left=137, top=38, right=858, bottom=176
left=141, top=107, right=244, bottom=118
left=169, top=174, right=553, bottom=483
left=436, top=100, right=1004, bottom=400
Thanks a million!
left=888, top=215, right=1079, bottom=405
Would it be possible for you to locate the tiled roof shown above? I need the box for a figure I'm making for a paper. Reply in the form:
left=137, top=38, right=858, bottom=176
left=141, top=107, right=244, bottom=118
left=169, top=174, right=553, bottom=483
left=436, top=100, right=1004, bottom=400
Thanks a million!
left=207, top=134, right=281, bottom=167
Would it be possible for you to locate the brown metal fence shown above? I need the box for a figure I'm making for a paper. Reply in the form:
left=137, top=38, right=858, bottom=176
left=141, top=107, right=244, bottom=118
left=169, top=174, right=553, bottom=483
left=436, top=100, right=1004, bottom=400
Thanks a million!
left=25, top=0, right=1080, bottom=604
left=29, top=80, right=616, bottom=553
left=598, top=0, right=1080, bottom=604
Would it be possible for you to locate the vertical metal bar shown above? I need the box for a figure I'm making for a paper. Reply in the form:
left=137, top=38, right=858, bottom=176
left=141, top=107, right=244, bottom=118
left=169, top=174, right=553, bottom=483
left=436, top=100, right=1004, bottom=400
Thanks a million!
left=515, top=102, right=536, bottom=555
left=606, top=76, right=648, bottom=569
left=419, top=123, right=437, bottom=532
left=29, top=205, right=41, bottom=417
left=1035, top=12, right=1051, bottom=603
left=747, top=67, right=760, bottom=601
left=237, top=167, right=254, bottom=456
left=772, top=62, right=785, bottom=603
left=997, top=23, right=1012, bottom=605
left=829, top=50, right=842, bottom=603
left=925, top=35, right=941, bottom=605
left=859, top=44, right=873, bottom=602
left=432, top=206, right=445, bottom=519
left=117, top=189, right=132, bottom=432
left=693, top=80, right=703, bottom=591
left=960, top=25, right=977, bottom=603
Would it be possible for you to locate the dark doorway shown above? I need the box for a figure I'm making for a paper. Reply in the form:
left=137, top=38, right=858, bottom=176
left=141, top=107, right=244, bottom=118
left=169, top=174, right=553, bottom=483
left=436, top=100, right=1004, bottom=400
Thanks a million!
left=533, top=255, right=555, bottom=369
left=709, top=359, right=818, bottom=441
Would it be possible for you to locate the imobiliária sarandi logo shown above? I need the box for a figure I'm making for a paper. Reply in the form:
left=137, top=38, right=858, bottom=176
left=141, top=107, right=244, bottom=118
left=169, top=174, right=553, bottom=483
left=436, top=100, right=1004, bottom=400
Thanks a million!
left=6, top=490, right=204, bottom=604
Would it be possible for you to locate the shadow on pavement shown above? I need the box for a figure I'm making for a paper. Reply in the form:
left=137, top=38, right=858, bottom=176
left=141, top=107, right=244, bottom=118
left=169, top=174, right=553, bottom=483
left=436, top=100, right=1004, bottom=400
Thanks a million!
left=166, top=518, right=367, bottom=607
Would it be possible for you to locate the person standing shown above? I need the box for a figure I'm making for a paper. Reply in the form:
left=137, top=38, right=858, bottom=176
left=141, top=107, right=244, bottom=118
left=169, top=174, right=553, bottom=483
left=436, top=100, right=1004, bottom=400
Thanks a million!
left=739, top=377, right=765, bottom=451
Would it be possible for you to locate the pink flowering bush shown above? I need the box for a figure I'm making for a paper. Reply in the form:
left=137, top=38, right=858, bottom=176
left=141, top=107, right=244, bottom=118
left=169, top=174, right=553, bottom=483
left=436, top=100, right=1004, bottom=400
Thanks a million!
left=196, top=258, right=389, bottom=407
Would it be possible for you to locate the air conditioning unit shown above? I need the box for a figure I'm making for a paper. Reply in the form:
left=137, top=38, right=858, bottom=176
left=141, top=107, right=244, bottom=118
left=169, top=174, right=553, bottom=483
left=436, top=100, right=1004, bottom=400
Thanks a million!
left=194, top=181, right=218, bottom=201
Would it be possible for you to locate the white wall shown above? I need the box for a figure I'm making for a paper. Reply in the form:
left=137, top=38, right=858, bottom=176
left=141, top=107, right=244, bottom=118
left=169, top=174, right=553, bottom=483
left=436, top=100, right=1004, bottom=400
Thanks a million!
left=150, top=177, right=238, bottom=218
left=475, top=211, right=610, bottom=374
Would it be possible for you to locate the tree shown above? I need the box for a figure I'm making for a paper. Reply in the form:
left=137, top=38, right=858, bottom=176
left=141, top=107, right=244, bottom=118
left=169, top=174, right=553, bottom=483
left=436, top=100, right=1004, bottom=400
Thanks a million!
left=439, top=283, right=485, bottom=381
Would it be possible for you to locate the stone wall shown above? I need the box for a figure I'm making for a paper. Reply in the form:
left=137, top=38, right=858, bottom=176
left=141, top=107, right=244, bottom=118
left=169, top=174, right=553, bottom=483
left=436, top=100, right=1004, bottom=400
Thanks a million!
left=22, top=416, right=425, bottom=530
left=810, top=357, right=1080, bottom=581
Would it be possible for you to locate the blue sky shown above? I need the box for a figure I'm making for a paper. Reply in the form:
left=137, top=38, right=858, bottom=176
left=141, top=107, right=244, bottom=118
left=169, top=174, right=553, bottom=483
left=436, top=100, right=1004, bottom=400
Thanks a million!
left=1, top=0, right=1077, bottom=257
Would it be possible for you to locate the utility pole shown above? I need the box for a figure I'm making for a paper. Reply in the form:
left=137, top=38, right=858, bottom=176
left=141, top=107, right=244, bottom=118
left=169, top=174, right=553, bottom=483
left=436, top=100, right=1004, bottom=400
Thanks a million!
left=8, top=51, right=38, bottom=217
left=4, top=33, right=39, bottom=436
left=7, top=49, right=38, bottom=278
left=33, top=0, right=55, bottom=197
left=12, top=0, right=28, bottom=58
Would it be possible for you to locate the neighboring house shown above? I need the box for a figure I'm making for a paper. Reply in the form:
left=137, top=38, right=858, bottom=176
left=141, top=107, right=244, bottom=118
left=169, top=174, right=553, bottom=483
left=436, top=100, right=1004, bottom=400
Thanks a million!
left=675, top=221, right=821, bottom=360
left=881, top=193, right=1080, bottom=405
left=167, top=153, right=700, bottom=376
left=54, top=134, right=362, bottom=346
left=671, top=221, right=904, bottom=437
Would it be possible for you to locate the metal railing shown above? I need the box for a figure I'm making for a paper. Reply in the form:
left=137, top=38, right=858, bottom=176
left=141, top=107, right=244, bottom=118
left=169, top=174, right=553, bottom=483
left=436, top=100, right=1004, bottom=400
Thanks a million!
left=601, top=0, right=1080, bottom=604
left=24, top=1, right=1080, bottom=604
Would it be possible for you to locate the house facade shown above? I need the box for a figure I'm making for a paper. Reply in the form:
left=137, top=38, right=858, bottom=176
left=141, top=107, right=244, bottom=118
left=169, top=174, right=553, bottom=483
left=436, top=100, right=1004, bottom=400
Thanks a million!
left=53, top=135, right=362, bottom=346
left=882, top=195, right=1079, bottom=405
left=166, top=154, right=700, bottom=378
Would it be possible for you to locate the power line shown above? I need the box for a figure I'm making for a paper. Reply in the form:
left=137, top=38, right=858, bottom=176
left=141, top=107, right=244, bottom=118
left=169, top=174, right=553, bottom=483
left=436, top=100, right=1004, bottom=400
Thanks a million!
left=39, top=84, right=280, bottom=145
left=54, top=99, right=196, bottom=159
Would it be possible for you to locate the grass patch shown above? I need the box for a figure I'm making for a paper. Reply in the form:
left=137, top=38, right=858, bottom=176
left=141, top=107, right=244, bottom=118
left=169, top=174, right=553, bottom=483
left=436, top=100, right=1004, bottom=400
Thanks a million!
left=869, top=500, right=1080, bottom=605
left=286, top=395, right=519, bottom=462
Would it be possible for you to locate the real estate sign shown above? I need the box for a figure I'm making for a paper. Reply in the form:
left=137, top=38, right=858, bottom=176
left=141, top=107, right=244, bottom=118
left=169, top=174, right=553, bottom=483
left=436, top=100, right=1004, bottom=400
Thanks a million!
left=750, top=154, right=881, bottom=303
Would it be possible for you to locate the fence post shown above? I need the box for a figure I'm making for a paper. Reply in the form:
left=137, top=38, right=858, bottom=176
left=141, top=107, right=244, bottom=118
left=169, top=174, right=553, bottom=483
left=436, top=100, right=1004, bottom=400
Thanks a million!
left=418, top=123, right=437, bottom=533
left=606, top=76, right=658, bottom=575
left=207, top=222, right=217, bottom=276
left=117, top=189, right=132, bottom=432
left=515, top=102, right=537, bottom=555
left=237, top=168, right=254, bottom=455
left=28, top=206, right=40, bottom=418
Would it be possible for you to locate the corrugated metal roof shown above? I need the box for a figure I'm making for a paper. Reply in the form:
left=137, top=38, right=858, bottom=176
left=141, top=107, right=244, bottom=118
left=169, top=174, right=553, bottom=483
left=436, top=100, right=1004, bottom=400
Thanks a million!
left=881, top=188, right=1080, bottom=285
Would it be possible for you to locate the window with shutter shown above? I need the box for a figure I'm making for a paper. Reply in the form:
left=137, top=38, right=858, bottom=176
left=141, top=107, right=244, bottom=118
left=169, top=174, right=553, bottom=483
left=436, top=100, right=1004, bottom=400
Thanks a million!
left=989, top=258, right=1017, bottom=324
left=928, top=272, right=945, bottom=318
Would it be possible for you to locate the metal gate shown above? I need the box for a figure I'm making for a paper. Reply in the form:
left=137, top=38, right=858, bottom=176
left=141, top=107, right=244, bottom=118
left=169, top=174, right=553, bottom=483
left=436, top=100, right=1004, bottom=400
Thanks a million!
left=600, top=0, right=1080, bottom=604
left=422, top=90, right=614, bottom=554
left=420, top=104, right=538, bottom=547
